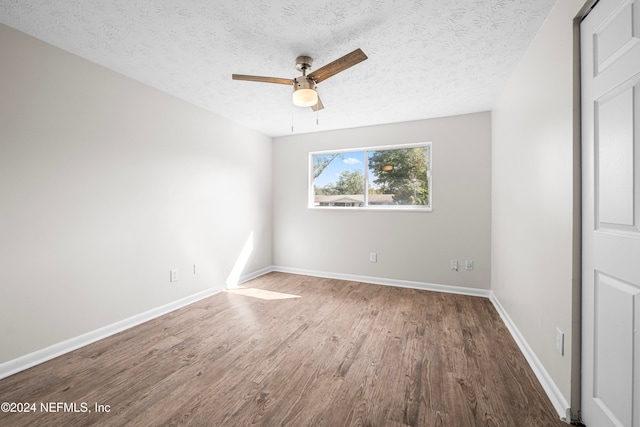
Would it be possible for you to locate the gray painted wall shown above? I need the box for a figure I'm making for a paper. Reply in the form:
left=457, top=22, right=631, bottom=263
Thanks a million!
left=272, top=113, right=492, bottom=290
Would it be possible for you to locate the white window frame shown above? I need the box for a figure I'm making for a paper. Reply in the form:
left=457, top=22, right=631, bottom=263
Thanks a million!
left=308, top=142, right=432, bottom=211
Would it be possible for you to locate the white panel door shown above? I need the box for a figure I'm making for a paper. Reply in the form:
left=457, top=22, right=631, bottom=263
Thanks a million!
left=582, top=0, right=640, bottom=426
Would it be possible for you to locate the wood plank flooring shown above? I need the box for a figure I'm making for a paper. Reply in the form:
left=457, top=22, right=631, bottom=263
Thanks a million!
left=0, top=272, right=565, bottom=426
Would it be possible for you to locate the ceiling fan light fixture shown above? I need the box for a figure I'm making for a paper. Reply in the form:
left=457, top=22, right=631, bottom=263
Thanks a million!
left=292, top=76, right=318, bottom=107
left=292, top=87, right=318, bottom=107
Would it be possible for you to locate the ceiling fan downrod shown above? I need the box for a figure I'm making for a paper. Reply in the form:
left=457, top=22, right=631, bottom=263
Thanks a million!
left=295, top=56, right=313, bottom=76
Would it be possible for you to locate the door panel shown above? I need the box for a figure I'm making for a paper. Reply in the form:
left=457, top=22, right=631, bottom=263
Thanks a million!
left=593, top=272, right=639, bottom=426
left=596, top=82, right=636, bottom=229
left=595, top=1, right=639, bottom=73
left=582, top=0, right=640, bottom=426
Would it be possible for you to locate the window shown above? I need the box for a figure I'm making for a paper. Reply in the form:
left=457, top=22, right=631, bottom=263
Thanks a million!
left=310, top=143, right=431, bottom=210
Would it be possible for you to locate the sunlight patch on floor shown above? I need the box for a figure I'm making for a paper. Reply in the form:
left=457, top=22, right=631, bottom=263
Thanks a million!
left=225, top=287, right=301, bottom=301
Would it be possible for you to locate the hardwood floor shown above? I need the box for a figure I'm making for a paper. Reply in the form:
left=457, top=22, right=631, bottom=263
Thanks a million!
left=0, top=272, right=565, bottom=426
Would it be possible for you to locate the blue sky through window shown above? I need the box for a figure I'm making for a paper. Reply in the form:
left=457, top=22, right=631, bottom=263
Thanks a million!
left=313, top=151, right=364, bottom=188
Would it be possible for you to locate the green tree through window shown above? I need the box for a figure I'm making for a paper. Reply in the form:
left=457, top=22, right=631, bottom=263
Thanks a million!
left=368, top=147, right=429, bottom=205
left=315, top=170, right=364, bottom=196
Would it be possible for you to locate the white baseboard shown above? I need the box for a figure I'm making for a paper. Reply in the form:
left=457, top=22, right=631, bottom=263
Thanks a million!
left=489, top=292, right=571, bottom=422
left=0, top=267, right=280, bottom=380
left=1, top=264, right=570, bottom=425
left=0, top=286, right=223, bottom=380
left=237, top=266, right=273, bottom=286
left=270, top=265, right=491, bottom=298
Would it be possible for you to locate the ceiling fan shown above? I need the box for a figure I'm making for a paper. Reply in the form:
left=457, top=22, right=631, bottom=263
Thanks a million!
left=232, top=48, right=368, bottom=111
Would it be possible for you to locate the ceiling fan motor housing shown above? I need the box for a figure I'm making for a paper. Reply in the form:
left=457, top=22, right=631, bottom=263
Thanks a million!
left=295, top=55, right=313, bottom=73
left=293, top=76, right=316, bottom=91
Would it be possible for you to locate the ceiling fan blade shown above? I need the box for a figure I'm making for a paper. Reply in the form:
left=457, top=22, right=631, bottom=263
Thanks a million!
left=308, top=48, right=368, bottom=83
left=232, top=74, right=294, bottom=85
left=311, top=95, right=324, bottom=112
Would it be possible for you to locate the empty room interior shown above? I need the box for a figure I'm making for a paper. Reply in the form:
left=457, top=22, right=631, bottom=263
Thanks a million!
left=1, top=0, right=638, bottom=426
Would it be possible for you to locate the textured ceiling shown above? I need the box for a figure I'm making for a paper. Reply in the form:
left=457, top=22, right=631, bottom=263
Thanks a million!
left=0, top=0, right=556, bottom=137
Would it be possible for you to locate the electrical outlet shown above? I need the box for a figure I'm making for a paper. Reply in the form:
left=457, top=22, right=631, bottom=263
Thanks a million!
left=370, top=252, right=377, bottom=263
left=465, top=260, right=473, bottom=271
left=555, top=328, right=564, bottom=356
left=170, top=269, right=179, bottom=282
left=450, top=260, right=458, bottom=271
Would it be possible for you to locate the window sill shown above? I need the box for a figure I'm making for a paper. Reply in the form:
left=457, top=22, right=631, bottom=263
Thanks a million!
left=308, top=206, right=432, bottom=212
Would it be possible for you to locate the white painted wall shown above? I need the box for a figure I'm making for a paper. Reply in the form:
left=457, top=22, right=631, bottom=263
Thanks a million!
left=491, top=0, right=585, bottom=411
left=273, top=113, right=491, bottom=290
left=0, top=25, right=273, bottom=363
